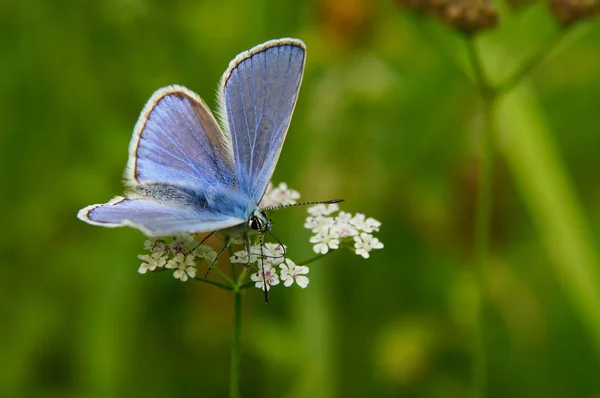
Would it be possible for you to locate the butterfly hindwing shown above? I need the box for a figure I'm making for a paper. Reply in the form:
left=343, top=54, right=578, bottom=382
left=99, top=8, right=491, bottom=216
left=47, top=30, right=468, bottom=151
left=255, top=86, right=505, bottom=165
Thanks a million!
left=77, top=196, right=244, bottom=237
left=218, top=38, right=306, bottom=204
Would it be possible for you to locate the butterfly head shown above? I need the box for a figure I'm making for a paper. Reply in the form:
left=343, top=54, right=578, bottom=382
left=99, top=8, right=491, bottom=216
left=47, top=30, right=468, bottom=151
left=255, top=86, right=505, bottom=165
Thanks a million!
left=248, top=208, right=272, bottom=233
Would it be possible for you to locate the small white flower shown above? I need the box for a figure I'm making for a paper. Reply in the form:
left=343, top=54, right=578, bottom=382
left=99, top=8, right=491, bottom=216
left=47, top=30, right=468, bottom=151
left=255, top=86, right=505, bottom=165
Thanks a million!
left=333, top=220, right=359, bottom=238
left=279, top=259, right=309, bottom=288
left=137, top=252, right=167, bottom=274
left=230, top=246, right=262, bottom=265
left=173, top=265, right=197, bottom=282
left=260, top=182, right=300, bottom=207
left=353, top=233, right=384, bottom=259
left=193, top=244, right=217, bottom=263
left=350, top=213, right=381, bottom=233
left=166, top=253, right=194, bottom=268
left=310, top=229, right=340, bottom=254
left=304, top=215, right=335, bottom=234
left=335, top=211, right=353, bottom=223
left=262, top=242, right=286, bottom=265
left=250, top=265, right=280, bottom=291
left=307, top=203, right=340, bottom=217
left=143, top=239, right=167, bottom=254
left=167, top=253, right=197, bottom=281
left=169, top=235, right=195, bottom=254
left=364, top=218, right=381, bottom=233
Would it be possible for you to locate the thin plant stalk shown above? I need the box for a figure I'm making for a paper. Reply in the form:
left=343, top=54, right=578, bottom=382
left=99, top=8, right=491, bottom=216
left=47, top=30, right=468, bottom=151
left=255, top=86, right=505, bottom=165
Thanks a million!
left=496, top=29, right=567, bottom=95
left=466, top=36, right=494, bottom=398
left=230, top=287, right=242, bottom=398
left=464, top=28, right=567, bottom=397
left=473, top=98, right=494, bottom=398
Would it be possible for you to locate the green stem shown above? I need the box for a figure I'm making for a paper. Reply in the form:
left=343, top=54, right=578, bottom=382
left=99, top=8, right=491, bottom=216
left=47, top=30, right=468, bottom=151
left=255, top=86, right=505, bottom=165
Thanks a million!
left=239, top=281, right=255, bottom=290
left=474, top=98, right=494, bottom=398
left=465, top=37, right=492, bottom=101
left=237, top=267, right=249, bottom=285
left=496, top=29, right=567, bottom=95
left=297, top=252, right=329, bottom=266
left=229, top=246, right=236, bottom=280
left=230, top=288, right=242, bottom=398
left=192, top=276, right=233, bottom=291
left=213, top=266, right=235, bottom=286
left=466, top=36, right=494, bottom=398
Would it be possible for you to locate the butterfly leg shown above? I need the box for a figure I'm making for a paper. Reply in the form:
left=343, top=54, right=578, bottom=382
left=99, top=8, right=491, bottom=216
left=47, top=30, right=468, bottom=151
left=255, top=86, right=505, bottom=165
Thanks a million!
left=267, top=230, right=286, bottom=261
left=244, top=233, right=253, bottom=270
left=259, top=232, right=269, bottom=304
left=187, top=231, right=215, bottom=255
left=204, top=237, right=231, bottom=278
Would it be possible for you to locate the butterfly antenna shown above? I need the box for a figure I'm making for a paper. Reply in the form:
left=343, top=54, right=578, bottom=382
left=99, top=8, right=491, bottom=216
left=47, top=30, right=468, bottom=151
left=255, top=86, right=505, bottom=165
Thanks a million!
left=204, top=237, right=231, bottom=278
left=262, top=198, right=344, bottom=212
left=267, top=230, right=287, bottom=259
left=259, top=232, right=269, bottom=304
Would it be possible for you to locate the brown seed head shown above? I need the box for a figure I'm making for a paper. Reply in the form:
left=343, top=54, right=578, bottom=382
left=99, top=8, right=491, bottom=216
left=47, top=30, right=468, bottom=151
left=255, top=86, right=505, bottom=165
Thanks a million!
left=442, top=0, right=499, bottom=34
left=395, top=0, right=499, bottom=34
left=548, top=0, right=598, bottom=26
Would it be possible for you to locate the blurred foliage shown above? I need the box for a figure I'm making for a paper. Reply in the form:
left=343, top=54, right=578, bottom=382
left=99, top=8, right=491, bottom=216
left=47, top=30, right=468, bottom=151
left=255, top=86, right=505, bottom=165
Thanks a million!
left=2, top=0, right=600, bottom=397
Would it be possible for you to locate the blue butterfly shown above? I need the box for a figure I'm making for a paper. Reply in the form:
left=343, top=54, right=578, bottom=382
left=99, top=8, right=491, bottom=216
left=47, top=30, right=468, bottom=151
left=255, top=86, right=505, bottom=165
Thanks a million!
left=78, top=39, right=309, bottom=244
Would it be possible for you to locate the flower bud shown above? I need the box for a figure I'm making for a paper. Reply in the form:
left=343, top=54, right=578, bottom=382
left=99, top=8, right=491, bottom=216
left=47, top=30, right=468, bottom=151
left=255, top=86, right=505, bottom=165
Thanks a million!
left=442, top=0, right=499, bottom=34
left=548, top=0, right=598, bottom=26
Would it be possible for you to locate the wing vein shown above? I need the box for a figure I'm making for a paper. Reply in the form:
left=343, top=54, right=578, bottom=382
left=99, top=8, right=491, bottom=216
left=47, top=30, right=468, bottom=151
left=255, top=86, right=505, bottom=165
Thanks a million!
left=237, top=69, right=254, bottom=183
left=171, top=101, right=226, bottom=182
left=157, top=107, right=204, bottom=176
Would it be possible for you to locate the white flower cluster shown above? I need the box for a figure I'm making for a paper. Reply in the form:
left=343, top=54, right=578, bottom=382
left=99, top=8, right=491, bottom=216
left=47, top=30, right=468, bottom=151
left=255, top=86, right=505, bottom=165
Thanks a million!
left=230, top=243, right=309, bottom=290
left=305, top=204, right=384, bottom=258
left=136, top=183, right=383, bottom=292
left=259, top=182, right=301, bottom=208
left=138, top=235, right=217, bottom=282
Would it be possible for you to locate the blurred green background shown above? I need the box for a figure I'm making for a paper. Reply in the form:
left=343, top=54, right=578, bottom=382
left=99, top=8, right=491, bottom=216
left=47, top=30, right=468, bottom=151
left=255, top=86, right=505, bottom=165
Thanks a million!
left=2, top=0, right=600, bottom=397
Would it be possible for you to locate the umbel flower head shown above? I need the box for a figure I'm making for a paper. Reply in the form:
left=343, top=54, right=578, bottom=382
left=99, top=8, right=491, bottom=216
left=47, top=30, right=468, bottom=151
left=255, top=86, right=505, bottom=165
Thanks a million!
left=305, top=205, right=383, bottom=258
left=137, top=236, right=217, bottom=281
left=137, top=182, right=383, bottom=295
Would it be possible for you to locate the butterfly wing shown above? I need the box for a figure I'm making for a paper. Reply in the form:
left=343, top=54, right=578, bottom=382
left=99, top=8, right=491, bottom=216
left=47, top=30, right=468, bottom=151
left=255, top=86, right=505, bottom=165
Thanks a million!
left=126, top=85, right=235, bottom=189
left=78, top=196, right=244, bottom=237
left=217, top=38, right=306, bottom=204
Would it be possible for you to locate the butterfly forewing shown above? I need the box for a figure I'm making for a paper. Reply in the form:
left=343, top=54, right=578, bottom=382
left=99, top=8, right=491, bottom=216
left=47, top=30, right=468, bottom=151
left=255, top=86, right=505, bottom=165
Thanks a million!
left=219, top=39, right=306, bottom=204
left=126, top=85, right=235, bottom=189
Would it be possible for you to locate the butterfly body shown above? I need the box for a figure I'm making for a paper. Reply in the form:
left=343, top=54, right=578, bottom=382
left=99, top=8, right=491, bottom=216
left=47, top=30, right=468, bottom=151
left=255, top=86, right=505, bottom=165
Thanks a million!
left=78, top=39, right=306, bottom=238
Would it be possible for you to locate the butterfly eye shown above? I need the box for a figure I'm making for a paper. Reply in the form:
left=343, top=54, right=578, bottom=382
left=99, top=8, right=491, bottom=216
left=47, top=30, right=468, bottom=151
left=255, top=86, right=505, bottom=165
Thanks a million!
left=249, top=217, right=261, bottom=231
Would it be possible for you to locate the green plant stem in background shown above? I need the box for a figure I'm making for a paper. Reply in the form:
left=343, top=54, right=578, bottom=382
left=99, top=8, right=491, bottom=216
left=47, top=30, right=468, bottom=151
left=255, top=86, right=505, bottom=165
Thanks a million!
left=214, top=265, right=235, bottom=286
left=466, top=38, right=493, bottom=101
left=192, top=276, right=234, bottom=291
left=190, top=245, right=247, bottom=398
left=496, top=85, right=600, bottom=360
left=466, top=36, right=494, bottom=398
left=297, top=252, right=329, bottom=266
left=497, top=29, right=567, bottom=95
left=462, top=26, right=590, bottom=397
left=474, top=98, right=494, bottom=398
left=231, top=287, right=243, bottom=398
